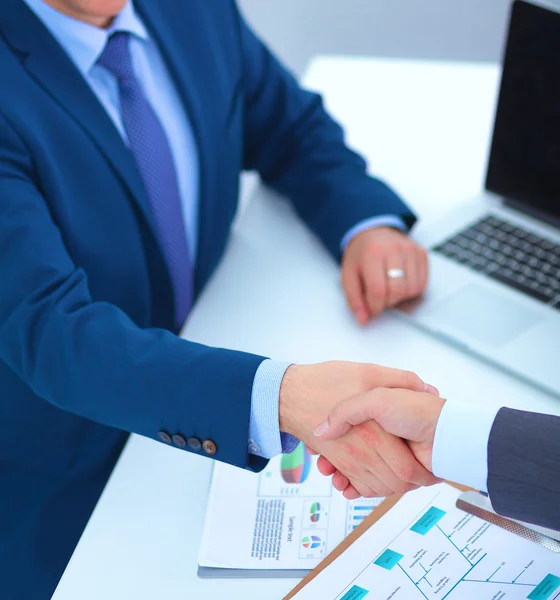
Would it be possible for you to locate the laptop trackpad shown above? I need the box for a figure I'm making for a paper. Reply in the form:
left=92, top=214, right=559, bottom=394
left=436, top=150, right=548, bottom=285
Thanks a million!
left=433, top=284, right=543, bottom=347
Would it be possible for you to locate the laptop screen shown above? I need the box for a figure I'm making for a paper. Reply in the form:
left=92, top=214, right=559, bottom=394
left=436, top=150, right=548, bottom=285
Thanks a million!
left=486, top=0, right=560, bottom=223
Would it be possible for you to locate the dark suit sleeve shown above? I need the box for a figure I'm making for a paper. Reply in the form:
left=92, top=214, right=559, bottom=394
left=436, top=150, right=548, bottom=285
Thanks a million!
left=231, top=3, right=416, bottom=260
left=0, top=114, right=267, bottom=472
left=488, top=407, right=560, bottom=531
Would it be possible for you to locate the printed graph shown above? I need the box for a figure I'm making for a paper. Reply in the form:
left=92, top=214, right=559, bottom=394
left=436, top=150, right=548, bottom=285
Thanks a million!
left=300, top=529, right=327, bottom=559
left=281, top=443, right=312, bottom=484
left=258, top=443, right=332, bottom=498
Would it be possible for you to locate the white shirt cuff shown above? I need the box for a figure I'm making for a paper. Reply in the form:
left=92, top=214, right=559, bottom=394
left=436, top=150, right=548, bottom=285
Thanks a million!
left=340, top=215, right=408, bottom=251
left=432, top=400, right=501, bottom=492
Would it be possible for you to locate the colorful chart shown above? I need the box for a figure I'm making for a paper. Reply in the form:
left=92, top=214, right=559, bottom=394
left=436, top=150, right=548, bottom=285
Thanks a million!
left=281, top=443, right=312, bottom=484
left=302, top=535, right=322, bottom=549
left=310, top=502, right=321, bottom=523
left=345, top=497, right=384, bottom=535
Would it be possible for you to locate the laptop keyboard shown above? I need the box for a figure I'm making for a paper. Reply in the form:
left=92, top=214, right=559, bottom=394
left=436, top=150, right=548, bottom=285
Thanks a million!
left=433, top=215, right=560, bottom=309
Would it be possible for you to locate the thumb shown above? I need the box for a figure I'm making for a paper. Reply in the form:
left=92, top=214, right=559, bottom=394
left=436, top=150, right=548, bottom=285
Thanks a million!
left=313, top=390, right=386, bottom=441
left=367, top=365, right=439, bottom=396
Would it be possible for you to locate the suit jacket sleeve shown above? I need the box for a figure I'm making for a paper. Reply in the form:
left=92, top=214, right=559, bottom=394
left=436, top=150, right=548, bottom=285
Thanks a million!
left=232, top=3, right=416, bottom=260
left=488, top=407, right=560, bottom=531
left=0, top=113, right=268, bottom=472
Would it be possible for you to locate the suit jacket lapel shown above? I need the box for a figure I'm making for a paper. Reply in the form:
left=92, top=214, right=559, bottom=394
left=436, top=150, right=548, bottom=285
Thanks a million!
left=0, top=0, right=158, bottom=238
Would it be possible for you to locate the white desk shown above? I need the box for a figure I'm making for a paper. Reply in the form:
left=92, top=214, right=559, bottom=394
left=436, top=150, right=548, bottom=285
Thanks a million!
left=52, top=57, right=560, bottom=600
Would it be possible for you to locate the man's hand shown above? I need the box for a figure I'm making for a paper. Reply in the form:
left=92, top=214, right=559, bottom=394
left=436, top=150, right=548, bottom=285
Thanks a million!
left=342, top=227, right=428, bottom=325
left=316, top=388, right=446, bottom=474
left=278, top=362, right=441, bottom=498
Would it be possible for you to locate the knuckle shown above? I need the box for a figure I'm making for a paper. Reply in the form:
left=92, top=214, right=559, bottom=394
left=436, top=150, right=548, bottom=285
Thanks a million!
left=356, top=423, right=381, bottom=447
left=336, top=457, right=353, bottom=474
left=345, top=441, right=367, bottom=463
left=332, top=473, right=347, bottom=491
left=360, top=487, right=377, bottom=499
left=374, top=484, right=394, bottom=497
left=395, top=462, right=416, bottom=483
left=364, top=242, right=380, bottom=255
left=405, top=241, right=419, bottom=254
left=352, top=478, right=373, bottom=498
left=371, top=387, right=389, bottom=403
left=403, top=370, right=422, bottom=389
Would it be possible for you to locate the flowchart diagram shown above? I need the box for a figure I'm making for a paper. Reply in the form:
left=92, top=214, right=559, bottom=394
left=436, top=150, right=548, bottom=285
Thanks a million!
left=337, top=495, right=560, bottom=600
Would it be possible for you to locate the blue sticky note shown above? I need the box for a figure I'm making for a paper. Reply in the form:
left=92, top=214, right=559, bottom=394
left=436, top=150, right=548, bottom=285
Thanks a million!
left=528, top=574, right=560, bottom=599
left=410, top=507, right=446, bottom=535
left=374, top=549, right=404, bottom=571
left=340, top=585, right=369, bottom=600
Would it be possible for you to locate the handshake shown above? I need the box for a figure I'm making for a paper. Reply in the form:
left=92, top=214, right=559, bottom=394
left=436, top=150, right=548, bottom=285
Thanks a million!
left=278, top=362, right=445, bottom=499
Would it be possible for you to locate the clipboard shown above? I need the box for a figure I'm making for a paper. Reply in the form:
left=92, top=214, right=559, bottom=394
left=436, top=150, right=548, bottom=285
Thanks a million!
left=283, top=482, right=560, bottom=600
left=283, top=490, right=408, bottom=600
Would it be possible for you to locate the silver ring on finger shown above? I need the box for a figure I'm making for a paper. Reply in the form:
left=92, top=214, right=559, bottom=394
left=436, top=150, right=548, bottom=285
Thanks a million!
left=387, top=268, right=406, bottom=280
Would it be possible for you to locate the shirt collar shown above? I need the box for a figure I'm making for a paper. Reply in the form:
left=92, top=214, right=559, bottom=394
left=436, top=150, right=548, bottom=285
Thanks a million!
left=23, top=0, right=149, bottom=75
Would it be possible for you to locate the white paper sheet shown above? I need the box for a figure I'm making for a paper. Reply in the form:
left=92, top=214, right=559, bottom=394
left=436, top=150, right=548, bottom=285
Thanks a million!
left=198, top=442, right=383, bottom=571
left=292, top=483, right=560, bottom=600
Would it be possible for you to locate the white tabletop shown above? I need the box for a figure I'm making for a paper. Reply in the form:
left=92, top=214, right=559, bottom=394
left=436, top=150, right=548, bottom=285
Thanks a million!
left=52, top=56, right=560, bottom=600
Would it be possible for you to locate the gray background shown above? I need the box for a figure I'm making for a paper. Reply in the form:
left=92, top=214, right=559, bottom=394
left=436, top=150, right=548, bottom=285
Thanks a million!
left=238, top=0, right=513, bottom=76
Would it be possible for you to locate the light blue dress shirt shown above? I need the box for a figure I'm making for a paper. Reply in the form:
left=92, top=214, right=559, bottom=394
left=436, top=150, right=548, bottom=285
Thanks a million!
left=24, top=0, right=406, bottom=460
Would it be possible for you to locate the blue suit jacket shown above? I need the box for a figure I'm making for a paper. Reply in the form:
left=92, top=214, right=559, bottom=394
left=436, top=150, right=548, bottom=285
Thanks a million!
left=0, top=0, right=415, bottom=597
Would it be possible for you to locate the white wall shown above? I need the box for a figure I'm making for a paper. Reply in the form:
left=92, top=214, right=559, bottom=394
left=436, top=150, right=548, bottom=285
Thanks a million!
left=239, top=0, right=512, bottom=75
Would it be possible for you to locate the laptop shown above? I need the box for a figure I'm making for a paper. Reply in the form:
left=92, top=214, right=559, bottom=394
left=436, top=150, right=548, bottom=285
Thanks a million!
left=395, top=0, right=560, bottom=396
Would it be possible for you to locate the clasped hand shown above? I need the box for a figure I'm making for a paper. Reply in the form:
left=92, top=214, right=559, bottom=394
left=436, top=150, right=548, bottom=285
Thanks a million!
left=278, top=362, right=443, bottom=500
left=314, top=387, right=446, bottom=498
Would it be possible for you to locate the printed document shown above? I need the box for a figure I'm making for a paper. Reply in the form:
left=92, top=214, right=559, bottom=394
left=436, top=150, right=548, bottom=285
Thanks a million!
left=291, top=483, right=560, bottom=599
left=198, top=442, right=383, bottom=571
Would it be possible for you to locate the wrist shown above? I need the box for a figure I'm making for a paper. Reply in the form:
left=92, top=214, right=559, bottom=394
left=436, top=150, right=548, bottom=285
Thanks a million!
left=278, top=364, right=305, bottom=439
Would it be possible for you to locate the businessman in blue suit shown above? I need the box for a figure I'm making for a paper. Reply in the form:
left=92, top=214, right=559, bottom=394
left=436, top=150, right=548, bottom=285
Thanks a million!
left=0, top=0, right=437, bottom=597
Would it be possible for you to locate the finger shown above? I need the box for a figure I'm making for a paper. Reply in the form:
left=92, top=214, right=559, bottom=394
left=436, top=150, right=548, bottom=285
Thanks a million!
left=375, top=428, right=440, bottom=488
left=357, top=468, right=394, bottom=497
left=330, top=429, right=398, bottom=496
left=341, top=262, right=368, bottom=325
left=332, top=470, right=350, bottom=492
left=365, top=364, right=439, bottom=396
left=306, top=445, right=319, bottom=456
left=403, top=244, right=421, bottom=299
left=344, top=477, right=384, bottom=499
left=342, top=484, right=362, bottom=500
left=350, top=425, right=420, bottom=494
left=384, top=245, right=408, bottom=307
left=418, top=246, right=429, bottom=294
left=315, top=391, right=386, bottom=440
left=316, top=384, right=436, bottom=442
left=317, top=455, right=336, bottom=476
left=361, top=247, right=387, bottom=318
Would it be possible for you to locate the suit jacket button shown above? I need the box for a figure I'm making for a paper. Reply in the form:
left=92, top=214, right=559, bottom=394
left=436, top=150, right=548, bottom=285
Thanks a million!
left=172, top=434, right=187, bottom=449
left=202, top=440, right=217, bottom=455
left=187, top=437, right=202, bottom=452
left=158, top=431, right=172, bottom=444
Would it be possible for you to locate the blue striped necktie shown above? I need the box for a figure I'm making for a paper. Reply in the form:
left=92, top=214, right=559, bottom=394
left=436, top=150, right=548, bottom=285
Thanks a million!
left=98, top=32, right=193, bottom=329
